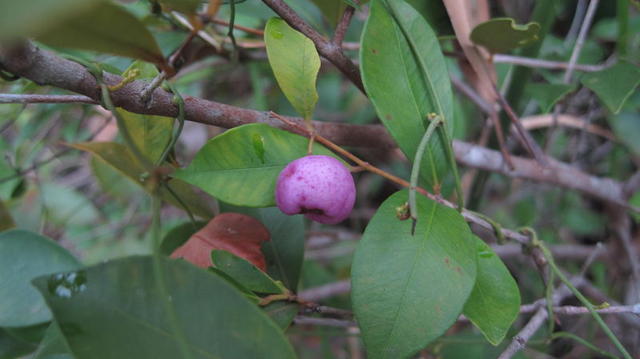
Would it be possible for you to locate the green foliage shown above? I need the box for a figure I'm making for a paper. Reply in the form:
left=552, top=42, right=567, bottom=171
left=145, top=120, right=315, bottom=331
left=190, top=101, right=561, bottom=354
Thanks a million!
left=581, top=61, right=640, bottom=114
left=463, top=237, right=521, bottom=345
left=351, top=190, right=477, bottom=358
left=470, top=18, right=541, bottom=53
left=36, top=2, right=166, bottom=67
left=175, top=123, right=338, bottom=207
left=160, top=221, right=207, bottom=255
left=33, top=256, right=297, bottom=359
left=0, top=230, right=81, bottom=327
left=526, top=83, right=576, bottom=113
left=361, top=0, right=454, bottom=192
left=116, top=109, right=174, bottom=163
left=211, top=250, right=283, bottom=294
left=265, top=18, right=321, bottom=120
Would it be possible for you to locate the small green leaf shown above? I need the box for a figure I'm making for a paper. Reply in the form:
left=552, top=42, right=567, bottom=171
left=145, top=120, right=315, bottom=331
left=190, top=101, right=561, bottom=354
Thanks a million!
left=527, top=83, right=576, bottom=113
left=212, top=250, right=283, bottom=294
left=116, top=109, right=174, bottom=163
left=157, top=0, right=204, bottom=14
left=32, top=256, right=297, bottom=359
left=74, top=142, right=215, bottom=219
left=36, top=2, right=166, bottom=66
left=0, top=230, right=81, bottom=327
left=471, top=18, right=541, bottom=53
left=361, top=0, right=454, bottom=192
left=263, top=301, right=299, bottom=330
left=265, top=18, right=321, bottom=120
left=463, top=237, right=521, bottom=345
left=32, top=323, right=73, bottom=359
left=630, top=191, right=640, bottom=223
left=351, top=190, right=477, bottom=359
left=0, top=199, right=15, bottom=231
left=581, top=61, right=640, bottom=114
left=174, top=123, right=338, bottom=207
left=310, top=0, right=348, bottom=26
left=610, top=112, right=640, bottom=157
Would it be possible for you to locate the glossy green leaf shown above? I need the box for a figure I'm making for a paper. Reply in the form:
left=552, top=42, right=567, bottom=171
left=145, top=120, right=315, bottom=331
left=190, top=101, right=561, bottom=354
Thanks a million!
left=361, top=0, right=453, bottom=192
left=116, top=109, right=174, bottom=163
left=0, top=0, right=104, bottom=41
left=463, top=237, right=520, bottom=345
left=527, top=83, right=575, bottom=113
left=74, top=142, right=215, bottom=219
left=219, top=204, right=305, bottom=291
left=160, top=221, right=207, bottom=256
left=0, top=230, right=81, bottom=327
left=174, top=123, right=338, bottom=207
left=36, top=2, right=166, bottom=66
left=470, top=18, right=541, bottom=53
left=212, top=250, right=283, bottom=294
left=351, top=190, right=477, bottom=359
left=581, top=61, right=640, bottom=114
left=32, top=323, right=73, bottom=359
left=263, top=301, right=299, bottom=330
left=33, top=256, right=297, bottom=359
left=265, top=18, right=320, bottom=120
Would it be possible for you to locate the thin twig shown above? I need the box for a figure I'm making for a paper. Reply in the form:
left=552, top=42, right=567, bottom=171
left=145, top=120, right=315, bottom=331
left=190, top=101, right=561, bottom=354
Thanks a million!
left=493, top=54, right=610, bottom=72
left=293, top=316, right=357, bottom=328
left=0, top=93, right=96, bottom=104
left=564, top=0, right=600, bottom=83
left=333, top=4, right=355, bottom=47
left=298, top=279, right=351, bottom=302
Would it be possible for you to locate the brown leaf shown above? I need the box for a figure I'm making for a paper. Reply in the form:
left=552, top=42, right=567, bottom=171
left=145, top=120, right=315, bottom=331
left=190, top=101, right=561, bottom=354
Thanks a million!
left=171, top=212, right=270, bottom=271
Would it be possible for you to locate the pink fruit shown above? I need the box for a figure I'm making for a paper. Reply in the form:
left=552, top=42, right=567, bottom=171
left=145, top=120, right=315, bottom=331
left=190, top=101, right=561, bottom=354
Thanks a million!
left=275, top=155, right=356, bottom=224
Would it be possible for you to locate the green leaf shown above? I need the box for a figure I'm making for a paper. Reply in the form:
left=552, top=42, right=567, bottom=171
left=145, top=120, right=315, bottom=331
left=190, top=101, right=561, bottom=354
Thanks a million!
left=73, top=142, right=215, bottom=219
left=462, top=237, right=520, bottom=345
left=265, top=18, right=321, bottom=120
left=526, top=83, right=576, bottom=113
left=263, top=301, right=299, bottom=330
left=361, top=0, right=453, bottom=192
left=470, top=18, right=541, bottom=53
left=160, top=221, right=207, bottom=256
left=310, top=0, right=348, bottom=26
left=36, top=2, right=166, bottom=67
left=631, top=191, right=640, bottom=223
left=157, top=0, right=204, bottom=14
left=0, top=327, right=38, bottom=359
left=351, top=190, right=477, bottom=359
left=0, top=230, right=81, bottom=327
left=610, top=112, right=640, bottom=157
left=0, top=199, right=15, bottom=231
left=174, top=123, right=338, bottom=207
left=581, top=61, right=640, bottom=114
left=32, top=256, right=297, bottom=359
left=32, top=323, right=73, bottom=359
left=0, top=0, right=104, bottom=42
left=116, top=108, right=174, bottom=163
left=212, top=250, right=283, bottom=294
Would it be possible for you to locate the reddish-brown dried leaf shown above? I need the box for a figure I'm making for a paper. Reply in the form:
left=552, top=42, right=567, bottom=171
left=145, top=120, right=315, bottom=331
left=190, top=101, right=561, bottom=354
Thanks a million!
left=171, top=212, right=270, bottom=271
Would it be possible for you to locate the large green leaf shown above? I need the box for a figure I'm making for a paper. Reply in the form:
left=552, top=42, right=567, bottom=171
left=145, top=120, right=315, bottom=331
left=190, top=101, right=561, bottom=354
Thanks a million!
left=174, top=123, right=338, bottom=207
left=74, top=142, right=215, bottom=219
left=0, top=0, right=104, bottom=41
left=581, top=61, right=640, bottom=114
left=462, top=237, right=520, bottom=345
left=0, top=230, right=81, bottom=327
left=610, top=112, right=640, bottom=157
left=470, top=18, right=541, bottom=53
left=32, top=323, right=73, bottom=359
left=36, top=2, right=166, bottom=66
left=211, top=250, right=283, bottom=294
left=0, top=327, right=38, bottom=359
left=360, top=0, right=453, bottom=192
left=351, top=190, right=477, bottom=359
left=116, top=109, right=174, bottom=164
left=265, top=18, right=320, bottom=120
left=32, top=256, right=296, bottom=359
left=219, top=204, right=305, bottom=292
left=310, top=0, right=347, bottom=26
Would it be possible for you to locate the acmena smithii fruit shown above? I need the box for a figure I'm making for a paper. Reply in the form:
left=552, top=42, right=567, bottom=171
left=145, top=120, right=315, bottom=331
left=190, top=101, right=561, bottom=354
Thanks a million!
left=275, top=155, right=356, bottom=224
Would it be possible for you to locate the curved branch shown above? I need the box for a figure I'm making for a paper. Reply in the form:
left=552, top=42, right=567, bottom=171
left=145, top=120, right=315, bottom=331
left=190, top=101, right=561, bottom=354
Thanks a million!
left=0, top=41, right=634, bottom=211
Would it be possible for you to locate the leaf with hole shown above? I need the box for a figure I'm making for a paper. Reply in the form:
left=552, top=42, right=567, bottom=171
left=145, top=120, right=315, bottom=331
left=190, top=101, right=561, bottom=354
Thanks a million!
left=265, top=18, right=320, bottom=120
left=581, top=61, right=640, bottom=114
left=32, top=256, right=297, bottom=359
left=0, top=230, right=81, bottom=327
left=471, top=18, right=541, bottom=53
left=174, top=123, right=338, bottom=207
left=361, top=0, right=454, bottom=192
left=351, top=190, right=477, bottom=359
left=462, top=236, right=520, bottom=345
